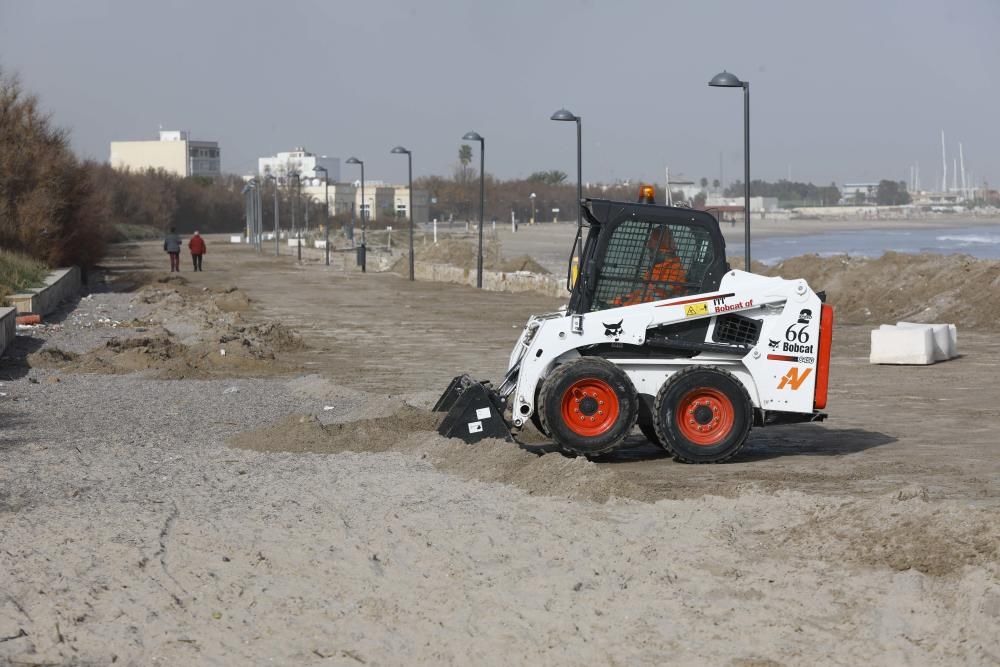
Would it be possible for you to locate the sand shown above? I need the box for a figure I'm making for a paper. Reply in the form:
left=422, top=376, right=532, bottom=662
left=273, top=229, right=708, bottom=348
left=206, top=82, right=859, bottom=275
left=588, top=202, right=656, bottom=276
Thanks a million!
left=1, top=238, right=998, bottom=665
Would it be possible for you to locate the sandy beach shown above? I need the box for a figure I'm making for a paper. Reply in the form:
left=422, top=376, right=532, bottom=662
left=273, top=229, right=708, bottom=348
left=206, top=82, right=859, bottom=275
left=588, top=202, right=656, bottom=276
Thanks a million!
left=1, top=240, right=998, bottom=665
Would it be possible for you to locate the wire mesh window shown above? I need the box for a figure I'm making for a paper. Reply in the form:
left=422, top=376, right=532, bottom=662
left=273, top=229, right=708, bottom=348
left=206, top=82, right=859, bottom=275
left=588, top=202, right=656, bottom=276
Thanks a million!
left=591, top=220, right=715, bottom=311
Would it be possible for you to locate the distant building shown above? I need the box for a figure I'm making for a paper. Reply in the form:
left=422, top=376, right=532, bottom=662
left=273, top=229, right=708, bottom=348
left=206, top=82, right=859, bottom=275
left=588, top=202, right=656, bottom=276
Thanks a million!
left=840, top=182, right=879, bottom=204
left=110, top=130, right=220, bottom=177
left=704, top=195, right=779, bottom=213
left=258, top=148, right=340, bottom=183
left=300, top=182, right=429, bottom=223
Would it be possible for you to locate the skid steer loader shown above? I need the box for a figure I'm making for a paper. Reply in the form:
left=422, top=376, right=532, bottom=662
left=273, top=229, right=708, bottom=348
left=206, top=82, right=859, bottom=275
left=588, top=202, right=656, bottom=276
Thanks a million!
left=435, top=193, right=833, bottom=463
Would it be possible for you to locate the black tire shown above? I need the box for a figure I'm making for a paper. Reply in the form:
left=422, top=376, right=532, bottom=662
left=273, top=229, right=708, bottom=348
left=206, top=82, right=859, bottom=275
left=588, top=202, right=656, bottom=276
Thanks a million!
left=637, top=395, right=665, bottom=447
left=653, top=366, right=752, bottom=463
left=529, top=382, right=549, bottom=436
left=538, top=358, right=638, bottom=456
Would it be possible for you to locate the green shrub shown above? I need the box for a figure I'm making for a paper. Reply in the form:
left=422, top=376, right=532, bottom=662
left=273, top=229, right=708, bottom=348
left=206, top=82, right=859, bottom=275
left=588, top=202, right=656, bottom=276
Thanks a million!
left=0, top=249, right=48, bottom=302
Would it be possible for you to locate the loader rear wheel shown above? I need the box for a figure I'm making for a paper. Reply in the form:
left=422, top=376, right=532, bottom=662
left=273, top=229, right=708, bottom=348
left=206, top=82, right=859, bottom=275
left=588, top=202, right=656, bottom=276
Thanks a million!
left=637, top=397, right=665, bottom=447
left=539, top=358, right=638, bottom=456
left=654, top=367, right=752, bottom=463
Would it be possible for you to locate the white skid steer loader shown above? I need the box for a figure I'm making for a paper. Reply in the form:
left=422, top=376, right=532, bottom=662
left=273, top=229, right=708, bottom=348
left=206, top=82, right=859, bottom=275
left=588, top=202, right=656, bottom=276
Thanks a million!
left=435, top=194, right=833, bottom=463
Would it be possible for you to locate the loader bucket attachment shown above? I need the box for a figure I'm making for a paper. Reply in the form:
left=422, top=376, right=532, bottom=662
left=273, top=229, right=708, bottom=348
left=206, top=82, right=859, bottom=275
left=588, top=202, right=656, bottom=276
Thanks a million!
left=434, top=374, right=513, bottom=444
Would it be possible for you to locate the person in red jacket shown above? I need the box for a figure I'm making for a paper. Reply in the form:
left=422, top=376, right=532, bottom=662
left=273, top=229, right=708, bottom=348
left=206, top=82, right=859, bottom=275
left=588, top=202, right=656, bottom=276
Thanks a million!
left=188, top=231, right=207, bottom=271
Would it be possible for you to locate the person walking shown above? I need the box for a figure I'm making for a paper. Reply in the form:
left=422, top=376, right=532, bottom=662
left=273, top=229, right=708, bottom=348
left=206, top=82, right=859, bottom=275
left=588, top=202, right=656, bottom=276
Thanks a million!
left=164, top=227, right=182, bottom=272
left=189, top=231, right=207, bottom=271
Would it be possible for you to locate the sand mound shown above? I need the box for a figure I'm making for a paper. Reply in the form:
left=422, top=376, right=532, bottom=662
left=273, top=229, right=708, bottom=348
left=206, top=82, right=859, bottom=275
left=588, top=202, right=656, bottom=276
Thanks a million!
left=499, top=254, right=550, bottom=274
left=392, top=239, right=550, bottom=275
left=229, top=405, right=644, bottom=503
left=776, top=490, right=999, bottom=575
left=29, top=348, right=79, bottom=365
left=761, top=252, right=1000, bottom=330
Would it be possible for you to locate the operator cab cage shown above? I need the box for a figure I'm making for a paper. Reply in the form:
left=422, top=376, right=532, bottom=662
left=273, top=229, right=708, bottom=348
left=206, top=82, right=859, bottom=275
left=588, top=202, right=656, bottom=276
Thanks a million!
left=568, top=198, right=731, bottom=315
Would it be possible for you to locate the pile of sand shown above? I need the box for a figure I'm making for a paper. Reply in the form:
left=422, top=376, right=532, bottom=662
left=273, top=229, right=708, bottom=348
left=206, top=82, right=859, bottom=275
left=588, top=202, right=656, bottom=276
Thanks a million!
left=228, top=405, right=645, bottom=503
left=759, top=252, right=1000, bottom=330
left=29, top=275, right=303, bottom=379
left=392, top=239, right=551, bottom=275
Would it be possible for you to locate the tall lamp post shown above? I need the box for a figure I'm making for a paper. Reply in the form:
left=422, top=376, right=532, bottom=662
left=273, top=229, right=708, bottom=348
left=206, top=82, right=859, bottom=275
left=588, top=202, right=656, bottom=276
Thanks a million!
left=289, top=171, right=302, bottom=262
left=530, top=192, right=536, bottom=224
left=390, top=146, right=414, bottom=281
left=550, top=108, right=582, bottom=231
left=314, top=165, right=331, bottom=266
left=463, top=131, right=485, bottom=288
left=265, top=174, right=280, bottom=256
left=346, top=157, right=366, bottom=272
left=709, top=70, right=751, bottom=271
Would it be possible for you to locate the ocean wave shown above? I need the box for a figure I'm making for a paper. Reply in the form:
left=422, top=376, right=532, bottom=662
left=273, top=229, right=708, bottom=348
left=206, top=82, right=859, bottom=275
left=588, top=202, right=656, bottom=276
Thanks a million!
left=936, top=234, right=1000, bottom=245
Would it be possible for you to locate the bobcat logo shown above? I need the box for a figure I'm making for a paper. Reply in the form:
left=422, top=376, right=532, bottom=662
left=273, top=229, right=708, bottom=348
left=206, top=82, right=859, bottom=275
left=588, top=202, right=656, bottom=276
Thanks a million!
left=768, top=339, right=780, bottom=350
left=777, top=367, right=812, bottom=390
left=603, top=320, right=624, bottom=339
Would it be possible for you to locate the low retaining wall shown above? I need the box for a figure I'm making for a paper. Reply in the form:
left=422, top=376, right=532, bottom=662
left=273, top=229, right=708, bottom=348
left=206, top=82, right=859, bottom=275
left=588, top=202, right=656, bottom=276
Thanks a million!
left=0, top=307, right=15, bottom=357
left=8, top=266, right=82, bottom=316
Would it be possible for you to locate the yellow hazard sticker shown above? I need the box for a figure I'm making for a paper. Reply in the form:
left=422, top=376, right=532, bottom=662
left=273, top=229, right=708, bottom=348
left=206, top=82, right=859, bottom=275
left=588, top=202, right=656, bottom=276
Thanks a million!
left=684, top=303, right=709, bottom=317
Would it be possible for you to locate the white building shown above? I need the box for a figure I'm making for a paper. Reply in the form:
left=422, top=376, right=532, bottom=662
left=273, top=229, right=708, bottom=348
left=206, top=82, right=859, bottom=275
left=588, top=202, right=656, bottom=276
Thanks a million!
left=259, top=148, right=340, bottom=183
left=110, top=130, right=220, bottom=177
left=704, top=195, right=779, bottom=213
left=840, top=182, right=880, bottom=204
left=300, top=182, right=429, bottom=223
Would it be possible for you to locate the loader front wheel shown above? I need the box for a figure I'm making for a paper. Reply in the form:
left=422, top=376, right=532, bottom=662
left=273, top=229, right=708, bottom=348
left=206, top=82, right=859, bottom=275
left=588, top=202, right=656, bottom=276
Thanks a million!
left=654, top=367, right=752, bottom=463
left=539, top=358, right=638, bottom=456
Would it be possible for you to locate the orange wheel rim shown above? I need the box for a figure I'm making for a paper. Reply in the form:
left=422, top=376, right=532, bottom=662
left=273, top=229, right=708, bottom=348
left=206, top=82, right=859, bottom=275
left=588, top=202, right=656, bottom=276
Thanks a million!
left=676, top=387, right=735, bottom=446
left=560, top=378, right=620, bottom=437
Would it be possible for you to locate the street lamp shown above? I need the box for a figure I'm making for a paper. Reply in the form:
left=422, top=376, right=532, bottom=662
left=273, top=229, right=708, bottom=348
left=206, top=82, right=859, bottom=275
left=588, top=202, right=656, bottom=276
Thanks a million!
left=265, top=174, right=280, bottom=256
left=288, top=171, right=302, bottom=262
left=463, top=131, right=485, bottom=288
left=530, top=192, right=536, bottom=224
left=390, top=146, right=414, bottom=281
left=314, top=165, right=331, bottom=266
left=550, top=108, right=582, bottom=231
left=346, top=156, right=366, bottom=272
left=709, top=70, right=751, bottom=271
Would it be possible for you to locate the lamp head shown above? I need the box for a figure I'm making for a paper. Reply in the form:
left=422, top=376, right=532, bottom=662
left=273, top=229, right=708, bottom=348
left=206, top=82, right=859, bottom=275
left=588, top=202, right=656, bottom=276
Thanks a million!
left=345, top=156, right=362, bottom=165
left=462, top=131, right=483, bottom=142
left=390, top=146, right=411, bottom=155
left=709, top=70, right=743, bottom=87
left=550, top=108, right=579, bottom=122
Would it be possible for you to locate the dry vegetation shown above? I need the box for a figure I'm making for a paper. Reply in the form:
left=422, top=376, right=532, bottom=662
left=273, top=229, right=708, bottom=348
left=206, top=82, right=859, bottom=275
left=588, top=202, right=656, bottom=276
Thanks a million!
left=0, top=69, right=246, bottom=270
left=0, top=248, right=48, bottom=300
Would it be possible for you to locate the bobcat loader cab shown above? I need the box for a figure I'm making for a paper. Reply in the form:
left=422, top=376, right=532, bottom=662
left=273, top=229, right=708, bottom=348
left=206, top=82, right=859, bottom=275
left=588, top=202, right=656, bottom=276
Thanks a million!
left=436, top=190, right=833, bottom=463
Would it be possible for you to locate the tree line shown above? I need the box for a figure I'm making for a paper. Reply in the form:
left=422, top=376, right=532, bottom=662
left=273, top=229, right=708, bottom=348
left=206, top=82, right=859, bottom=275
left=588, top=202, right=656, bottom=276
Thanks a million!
left=0, top=69, right=248, bottom=268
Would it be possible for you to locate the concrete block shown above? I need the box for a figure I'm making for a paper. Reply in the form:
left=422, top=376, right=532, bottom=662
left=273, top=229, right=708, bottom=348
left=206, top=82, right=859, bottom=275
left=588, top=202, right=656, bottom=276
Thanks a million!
left=870, top=325, right=935, bottom=365
left=896, top=322, right=957, bottom=360
left=0, top=307, right=15, bottom=357
left=262, top=232, right=276, bottom=241
left=230, top=235, right=244, bottom=243
left=8, top=267, right=81, bottom=317
left=288, top=239, right=302, bottom=247
left=313, top=240, right=327, bottom=248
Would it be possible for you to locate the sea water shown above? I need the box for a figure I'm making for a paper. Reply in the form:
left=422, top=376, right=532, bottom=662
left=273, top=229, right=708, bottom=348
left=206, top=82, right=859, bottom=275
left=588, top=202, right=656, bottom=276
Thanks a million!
left=747, top=224, right=1000, bottom=264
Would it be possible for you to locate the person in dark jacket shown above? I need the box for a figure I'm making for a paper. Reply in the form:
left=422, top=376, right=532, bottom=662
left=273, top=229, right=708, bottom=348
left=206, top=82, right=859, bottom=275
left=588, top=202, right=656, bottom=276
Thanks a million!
left=188, top=231, right=207, bottom=271
left=164, top=227, right=182, bottom=272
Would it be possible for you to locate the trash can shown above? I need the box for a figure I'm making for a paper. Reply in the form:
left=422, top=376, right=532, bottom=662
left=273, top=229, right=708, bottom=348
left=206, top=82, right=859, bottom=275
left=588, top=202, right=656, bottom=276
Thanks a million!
left=357, top=244, right=366, bottom=269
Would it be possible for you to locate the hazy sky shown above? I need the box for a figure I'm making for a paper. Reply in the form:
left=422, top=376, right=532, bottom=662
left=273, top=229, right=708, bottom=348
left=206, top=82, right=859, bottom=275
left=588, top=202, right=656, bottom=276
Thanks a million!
left=1, top=0, right=997, bottom=189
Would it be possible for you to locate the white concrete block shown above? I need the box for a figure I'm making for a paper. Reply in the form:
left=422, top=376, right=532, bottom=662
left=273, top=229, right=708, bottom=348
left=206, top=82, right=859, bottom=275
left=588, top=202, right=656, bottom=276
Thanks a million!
left=870, top=325, right=935, bottom=365
left=895, top=322, right=955, bottom=361
left=262, top=232, right=275, bottom=241
left=230, top=235, right=244, bottom=243
left=288, top=239, right=302, bottom=247
left=314, top=240, right=327, bottom=248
